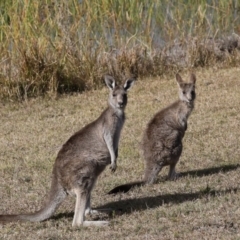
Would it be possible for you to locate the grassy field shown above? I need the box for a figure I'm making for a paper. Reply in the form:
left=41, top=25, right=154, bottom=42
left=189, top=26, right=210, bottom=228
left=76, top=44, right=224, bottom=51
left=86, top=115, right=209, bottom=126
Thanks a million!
left=1, top=67, right=240, bottom=239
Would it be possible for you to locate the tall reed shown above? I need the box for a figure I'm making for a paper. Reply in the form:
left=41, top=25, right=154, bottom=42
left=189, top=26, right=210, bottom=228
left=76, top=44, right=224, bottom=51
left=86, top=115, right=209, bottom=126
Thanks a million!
left=0, top=0, right=239, bottom=100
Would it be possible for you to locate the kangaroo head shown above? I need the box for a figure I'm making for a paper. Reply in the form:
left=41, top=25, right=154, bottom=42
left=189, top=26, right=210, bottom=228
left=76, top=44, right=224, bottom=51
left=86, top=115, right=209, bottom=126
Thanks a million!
left=104, top=75, right=135, bottom=110
left=176, top=73, right=196, bottom=103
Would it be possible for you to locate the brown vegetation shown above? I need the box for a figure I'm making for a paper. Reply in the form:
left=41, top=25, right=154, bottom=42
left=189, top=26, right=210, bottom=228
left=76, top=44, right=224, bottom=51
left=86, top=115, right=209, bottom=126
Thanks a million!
left=1, top=0, right=240, bottom=101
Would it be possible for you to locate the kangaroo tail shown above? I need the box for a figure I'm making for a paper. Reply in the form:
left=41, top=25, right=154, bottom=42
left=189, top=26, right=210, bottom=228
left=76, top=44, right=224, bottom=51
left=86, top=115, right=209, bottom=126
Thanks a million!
left=0, top=176, right=67, bottom=223
left=108, top=181, right=145, bottom=194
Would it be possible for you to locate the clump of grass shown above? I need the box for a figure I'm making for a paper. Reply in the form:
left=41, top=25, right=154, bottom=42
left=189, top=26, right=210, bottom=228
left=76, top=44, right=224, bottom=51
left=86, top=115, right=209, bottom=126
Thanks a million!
left=0, top=0, right=240, bottom=101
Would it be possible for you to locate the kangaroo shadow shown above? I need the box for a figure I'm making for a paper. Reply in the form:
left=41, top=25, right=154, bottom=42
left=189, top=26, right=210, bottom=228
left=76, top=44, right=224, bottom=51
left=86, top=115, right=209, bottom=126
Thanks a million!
left=154, top=163, right=240, bottom=183
left=96, top=187, right=239, bottom=216
left=52, top=164, right=239, bottom=220
left=178, top=163, right=240, bottom=179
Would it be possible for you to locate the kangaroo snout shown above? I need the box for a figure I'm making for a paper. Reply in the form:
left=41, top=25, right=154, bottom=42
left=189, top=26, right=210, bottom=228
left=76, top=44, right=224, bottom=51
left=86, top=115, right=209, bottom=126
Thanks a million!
left=187, top=90, right=195, bottom=102
left=115, top=93, right=127, bottom=108
left=118, top=100, right=124, bottom=108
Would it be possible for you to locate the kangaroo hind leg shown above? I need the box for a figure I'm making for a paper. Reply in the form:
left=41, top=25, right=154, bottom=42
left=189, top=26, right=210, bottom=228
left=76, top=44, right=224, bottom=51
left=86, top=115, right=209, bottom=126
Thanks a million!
left=168, top=161, right=180, bottom=180
left=72, top=188, right=109, bottom=227
left=85, top=194, right=112, bottom=217
left=144, top=163, right=163, bottom=184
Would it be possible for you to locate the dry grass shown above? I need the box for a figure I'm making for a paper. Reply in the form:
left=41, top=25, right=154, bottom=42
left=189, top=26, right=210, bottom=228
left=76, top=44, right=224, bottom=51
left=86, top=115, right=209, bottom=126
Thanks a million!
left=1, top=67, right=240, bottom=239
left=1, top=0, right=240, bottom=100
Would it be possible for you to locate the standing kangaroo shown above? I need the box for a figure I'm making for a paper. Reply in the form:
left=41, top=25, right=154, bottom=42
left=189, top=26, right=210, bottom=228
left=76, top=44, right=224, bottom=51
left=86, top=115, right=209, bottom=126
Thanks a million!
left=108, top=73, right=196, bottom=194
left=0, top=75, right=135, bottom=227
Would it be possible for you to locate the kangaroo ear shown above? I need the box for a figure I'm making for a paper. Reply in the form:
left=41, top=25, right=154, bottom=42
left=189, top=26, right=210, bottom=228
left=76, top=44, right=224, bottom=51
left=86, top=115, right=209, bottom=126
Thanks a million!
left=124, top=78, right=135, bottom=91
left=176, top=73, right=183, bottom=85
left=104, top=75, right=116, bottom=90
left=190, top=73, right=196, bottom=84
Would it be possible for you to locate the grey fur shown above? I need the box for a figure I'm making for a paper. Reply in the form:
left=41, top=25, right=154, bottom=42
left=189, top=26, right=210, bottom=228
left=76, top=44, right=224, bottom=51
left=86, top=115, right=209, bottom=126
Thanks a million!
left=0, top=75, right=135, bottom=227
left=108, top=73, right=196, bottom=194
left=143, top=73, right=196, bottom=183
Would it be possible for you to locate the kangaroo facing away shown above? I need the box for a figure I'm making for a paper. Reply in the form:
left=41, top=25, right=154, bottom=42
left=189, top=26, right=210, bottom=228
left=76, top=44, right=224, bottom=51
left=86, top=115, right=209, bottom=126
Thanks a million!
left=0, top=75, right=135, bottom=227
left=108, top=73, right=196, bottom=194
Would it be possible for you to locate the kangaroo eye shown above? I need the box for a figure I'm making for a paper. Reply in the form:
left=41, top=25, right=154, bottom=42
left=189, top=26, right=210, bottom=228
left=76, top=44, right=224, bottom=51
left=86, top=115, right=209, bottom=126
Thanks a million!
left=182, top=91, right=186, bottom=94
left=112, top=94, right=116, bottom=97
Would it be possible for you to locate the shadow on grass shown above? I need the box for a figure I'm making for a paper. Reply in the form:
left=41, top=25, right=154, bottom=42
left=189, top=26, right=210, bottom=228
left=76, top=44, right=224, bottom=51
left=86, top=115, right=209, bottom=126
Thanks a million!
left=178, top=163, right=240, bottom=179
left=97, top=187, right=239, bottom=216
left=52, top=187, right=239, bottom=221
left=51, top=164, right=239, bottom=220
